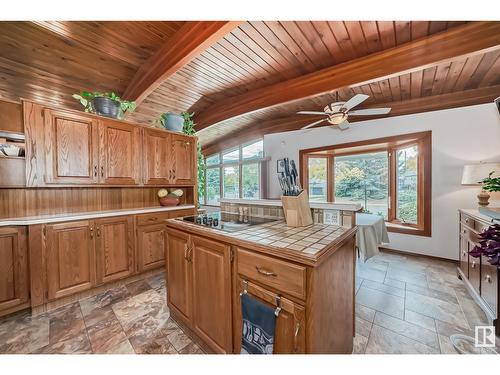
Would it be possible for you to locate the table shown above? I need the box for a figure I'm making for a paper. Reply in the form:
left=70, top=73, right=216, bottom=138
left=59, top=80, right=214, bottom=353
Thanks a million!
left=356, top=213, right=390, bottom=261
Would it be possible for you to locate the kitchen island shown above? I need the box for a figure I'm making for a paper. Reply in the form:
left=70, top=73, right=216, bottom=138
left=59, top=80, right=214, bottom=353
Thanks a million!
left=164, top=212, right=357, bottom=354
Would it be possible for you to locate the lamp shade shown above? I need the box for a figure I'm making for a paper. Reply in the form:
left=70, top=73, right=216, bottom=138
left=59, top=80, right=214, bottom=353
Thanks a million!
left=461, top=163, right=500, bottom=185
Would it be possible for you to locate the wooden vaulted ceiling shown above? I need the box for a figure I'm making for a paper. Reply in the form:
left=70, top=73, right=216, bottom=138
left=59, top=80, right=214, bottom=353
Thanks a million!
left=0, top=21, right=499, bottom=155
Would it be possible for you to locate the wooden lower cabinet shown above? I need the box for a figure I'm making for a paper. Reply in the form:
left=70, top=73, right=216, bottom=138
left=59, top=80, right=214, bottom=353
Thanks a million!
left=166, top=228, right=192, bottom=326
left=0, top=227, right=29, bottom=314
left=46, top=220, right=96, bottom=300
left=166, top=229, right=233, bottom=353
left=191, top=235, right=232, bottom=353
left=137, top=224, right=166, bottom=272
left=233, top=278, right=306, bottom=354
left=95, top=216, right=134, bottom=284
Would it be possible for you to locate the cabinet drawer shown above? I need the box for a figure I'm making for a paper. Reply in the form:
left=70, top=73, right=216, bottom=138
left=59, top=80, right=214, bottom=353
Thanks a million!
left=237, top=248, right=307, bottom=300
left=461, top=214, right=490, bottom=234
left=136, top=209, right=195, bottom=226
left=481, top=256, right=498, bottom=316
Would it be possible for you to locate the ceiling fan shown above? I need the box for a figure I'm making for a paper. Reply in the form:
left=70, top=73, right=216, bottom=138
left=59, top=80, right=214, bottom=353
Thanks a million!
left=297, top=94, right=391, bottom=130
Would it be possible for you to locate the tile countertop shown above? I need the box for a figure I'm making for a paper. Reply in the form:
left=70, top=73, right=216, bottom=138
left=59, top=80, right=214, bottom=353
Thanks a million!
left=218, top=198, right=362, bottom=212
left=0, top=205, right=196, bottom=227
left=166, top=217, right=356, bottom=266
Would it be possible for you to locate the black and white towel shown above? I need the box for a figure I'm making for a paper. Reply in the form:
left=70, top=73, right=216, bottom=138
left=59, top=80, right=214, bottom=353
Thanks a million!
left=240, top=293, right=276, bottom=354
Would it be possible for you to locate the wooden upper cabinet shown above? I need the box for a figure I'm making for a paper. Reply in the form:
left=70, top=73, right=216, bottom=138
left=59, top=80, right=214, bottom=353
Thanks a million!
left=44, top=109, right=99, bottom=184
left=142, top=128, right=172, bottom=185
left=95, top=216, right=135, bottom=284
left=46, top=220, right=96, bottom=300
left=191, top=234, right=232, bottom=353
left=166, top=228, right=192, bottom=326
left=98, top=120, right=141, bottom=185
left=171, top=133, right=196, bottom=185
left=0, top=227, right=29, bottom=312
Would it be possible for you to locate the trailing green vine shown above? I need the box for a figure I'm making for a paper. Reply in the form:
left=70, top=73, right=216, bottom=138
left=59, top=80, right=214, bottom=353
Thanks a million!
left=181, top=112, right=205, bottom=206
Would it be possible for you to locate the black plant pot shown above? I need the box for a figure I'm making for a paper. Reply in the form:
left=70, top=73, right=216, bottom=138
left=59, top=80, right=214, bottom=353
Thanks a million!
left=92, top=97, right=122, bottom=119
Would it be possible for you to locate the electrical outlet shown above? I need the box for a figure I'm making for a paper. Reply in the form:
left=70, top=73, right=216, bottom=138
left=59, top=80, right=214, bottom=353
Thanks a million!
left=323, top=209, right=340, bottom=225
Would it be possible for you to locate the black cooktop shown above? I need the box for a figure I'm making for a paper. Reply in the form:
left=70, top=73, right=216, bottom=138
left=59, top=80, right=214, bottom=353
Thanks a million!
left=179, top=211, right=277, bottom=233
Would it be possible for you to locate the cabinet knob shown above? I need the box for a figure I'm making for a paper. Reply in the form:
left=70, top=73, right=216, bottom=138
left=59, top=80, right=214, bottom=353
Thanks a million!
left=89, top=226, right=94, bottom=239
left=471, top=261, right=476, bottom=269
left=485, top=275, right=492, bottom=283
left=94, top=165, right=98, bottom=177
left=148, top=217, right=158, bottom=221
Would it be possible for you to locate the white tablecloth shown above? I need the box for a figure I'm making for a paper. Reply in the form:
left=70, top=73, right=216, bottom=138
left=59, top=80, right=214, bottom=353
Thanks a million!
left=356, top=213, right=390, bottom=262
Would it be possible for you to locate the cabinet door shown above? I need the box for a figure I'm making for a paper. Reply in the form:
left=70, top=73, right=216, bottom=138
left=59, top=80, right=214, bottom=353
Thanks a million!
left=171, top=134, right=196, bottom=185
left=44, top=109, right=99, bottom=184
left=166, top=228, right=192, bottom=325
left=233, top=278, right=306, bottom=354
left=142, top=128, right=172, bottom=185
left=46, top=221, right=96, bottom=300
left=481, top=255, right=497, bottom=316
left=98, top=119, right=141, bottom=185
left=95, top=216, right=134, bottom=284
left=459, top=232, right=468, bottom=278
left=468, top=240, right=481, bottom=294
left=137, top=224, right=166, bottom=272
left=0, top=227, right=29, bottom=312
left=191, top=235, right=232, bottom=353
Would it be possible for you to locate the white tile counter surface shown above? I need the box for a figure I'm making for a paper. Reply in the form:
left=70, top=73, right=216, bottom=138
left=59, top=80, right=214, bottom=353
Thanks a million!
left=0, top=205, right=195, bottom=227
left=218, top=198, right=362, bottom=211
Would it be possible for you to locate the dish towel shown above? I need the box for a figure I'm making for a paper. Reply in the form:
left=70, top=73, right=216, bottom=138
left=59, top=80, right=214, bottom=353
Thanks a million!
left=240, top=293, right=276, bottom=354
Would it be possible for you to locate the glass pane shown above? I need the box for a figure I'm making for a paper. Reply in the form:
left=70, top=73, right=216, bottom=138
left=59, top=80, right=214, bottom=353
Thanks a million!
left=242, top=140, right=263, bottom=160
left=206, top=168, right=221, bottom=205
left=334, top=151, right=389, bottom=218
left=308, top=157, right=327, bottom=201
left=206, top=153, right=220, bottom=166
left=242, top=163, right=260, bottom=199
left=222, top=148, right=240, bottom=163
left=223, top=166, right=239, bottom=198
left=396, top=145, right=418, bottom=224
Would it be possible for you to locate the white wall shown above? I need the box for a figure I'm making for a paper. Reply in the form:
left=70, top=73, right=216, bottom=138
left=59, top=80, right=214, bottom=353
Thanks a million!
left=264, top=103, right=500, bottom=260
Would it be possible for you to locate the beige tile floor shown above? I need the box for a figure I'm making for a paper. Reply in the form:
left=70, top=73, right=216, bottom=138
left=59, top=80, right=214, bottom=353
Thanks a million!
left=0, top=250, right=498, bottom=354
left=354, top=251, right=499, bottom=354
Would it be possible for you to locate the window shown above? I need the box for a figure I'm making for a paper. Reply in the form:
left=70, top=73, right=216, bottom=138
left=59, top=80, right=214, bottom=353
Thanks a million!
left=334, top=152, right=389, bottom=218
left=300, top=131, right=431, bottom=236
left=242, top=163, right=260, bottom=199
left=223, top=166, right=239, bottom=198
left=206, top=168, right=221, bottom=205
left=201, top=139, right=265, bottom=205
left=308, top=157, right=328, bottom=201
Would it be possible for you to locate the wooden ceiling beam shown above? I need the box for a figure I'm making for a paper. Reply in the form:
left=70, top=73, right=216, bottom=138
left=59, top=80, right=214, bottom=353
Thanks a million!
left=123, top=21, right=242, bottom=105
left=201, top=84, right=500, bottom=155
left=195, top=22, right=500, bottom=131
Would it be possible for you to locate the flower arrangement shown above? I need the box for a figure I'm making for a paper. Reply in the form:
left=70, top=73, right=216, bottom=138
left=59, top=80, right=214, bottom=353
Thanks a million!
left=469, top=223, right=500, bottom=266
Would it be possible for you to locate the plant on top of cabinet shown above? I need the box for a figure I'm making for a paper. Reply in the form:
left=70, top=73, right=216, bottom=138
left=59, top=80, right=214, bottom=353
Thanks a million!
left=181, top=112, right=204, bottom=204
left=72, top=91, right=136, bottom=119
left=157, top=112, right=184, bottom=132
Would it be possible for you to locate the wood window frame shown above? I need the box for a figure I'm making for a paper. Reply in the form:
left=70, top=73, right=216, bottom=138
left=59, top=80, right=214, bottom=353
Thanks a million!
left=299, top=131, right=432, bottom=237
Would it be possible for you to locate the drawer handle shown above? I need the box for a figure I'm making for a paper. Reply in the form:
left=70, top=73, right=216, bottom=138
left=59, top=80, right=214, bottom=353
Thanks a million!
left=485, top=275, right=492, bottom=283
left=256, top=266, right=277, bottom=277
left=471, top=261, right=476, bottom=269
left=148, top=217, right=158, bottom=221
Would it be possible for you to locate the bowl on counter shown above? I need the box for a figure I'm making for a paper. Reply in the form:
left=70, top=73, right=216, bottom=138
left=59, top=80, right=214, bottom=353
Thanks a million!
left=159, top=196, right=180, bottom=206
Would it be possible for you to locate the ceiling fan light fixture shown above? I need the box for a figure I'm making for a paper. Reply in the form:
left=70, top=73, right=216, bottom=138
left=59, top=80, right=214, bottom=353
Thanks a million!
left=328, top=113, right=348, bottom=125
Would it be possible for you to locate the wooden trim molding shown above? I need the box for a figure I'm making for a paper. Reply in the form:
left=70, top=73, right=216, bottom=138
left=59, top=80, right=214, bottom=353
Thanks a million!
left=195, top=22, right=500, bottom=130
left=299, top=131, right=432, bottom=237
left=123, top=21, right=242, bottom=105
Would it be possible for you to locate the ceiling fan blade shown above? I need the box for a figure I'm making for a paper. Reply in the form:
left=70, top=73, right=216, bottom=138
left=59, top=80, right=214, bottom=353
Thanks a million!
left=349, top=108, right=392, bottom=116
left=297, top=111, right=329, bottom=115
left=340, top=94, right=369, bottom=111
left=301, top=118, right=326, bottom=130
left=337, top=120, right=350, bottom=130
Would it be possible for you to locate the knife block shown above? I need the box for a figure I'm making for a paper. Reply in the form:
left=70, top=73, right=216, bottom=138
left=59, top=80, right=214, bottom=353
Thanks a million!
left=281, top=190, right=313, bottom=227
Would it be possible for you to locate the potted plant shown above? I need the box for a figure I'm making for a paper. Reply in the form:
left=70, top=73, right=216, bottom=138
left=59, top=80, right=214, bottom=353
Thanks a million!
left=469, top=223, right=500, bottom=266
left=158, top=112, right=184, bottom=132
left=478, top=171, right=500, bottom=206
left=72, top=91, right=136, bottom=119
